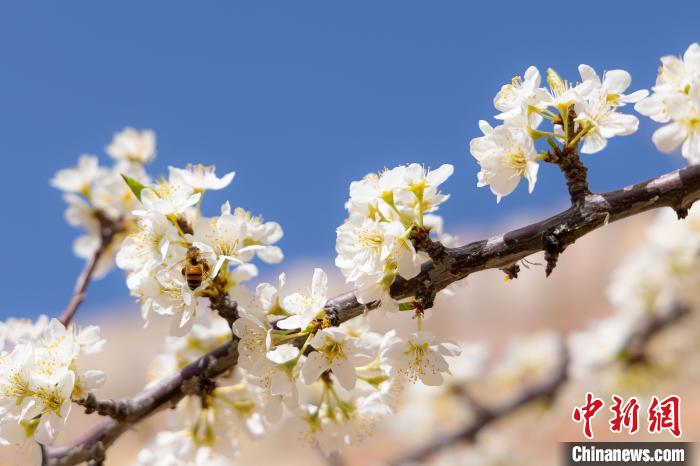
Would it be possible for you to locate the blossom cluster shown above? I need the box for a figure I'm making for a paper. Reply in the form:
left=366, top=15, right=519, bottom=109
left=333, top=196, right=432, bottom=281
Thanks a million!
left=138, top=313, right=262, bottom=466
left=67, top=148, right=463, bottom=463
left=335, top=163, right=456, bottom=307
left=0, top=316, right=105, bottom=448
left=136, top=264, right=463, bottom=464
left=114, top=162, right=282, bottom=335
left=51, top=128, right=156, bottom=277
left=470, top=64, right=647, bottom=201
left=635, top=43, right=700, bottom=164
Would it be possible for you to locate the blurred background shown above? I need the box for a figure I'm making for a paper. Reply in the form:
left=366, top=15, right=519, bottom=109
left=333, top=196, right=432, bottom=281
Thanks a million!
left=0, top=1, right=698, bottom=465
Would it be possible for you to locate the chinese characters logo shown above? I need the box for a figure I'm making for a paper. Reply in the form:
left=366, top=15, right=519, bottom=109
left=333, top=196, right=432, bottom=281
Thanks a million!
left=572, top=393, right=681, bottom=439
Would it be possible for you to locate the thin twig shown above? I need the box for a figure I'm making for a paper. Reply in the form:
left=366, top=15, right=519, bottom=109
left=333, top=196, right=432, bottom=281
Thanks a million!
left=43, top=163, right=700, bottom=465
left=59, top=248, right=106, bottom=326
left=59, top=213, right=123, bottom=326
left=622, top=304, right=690, bottom=365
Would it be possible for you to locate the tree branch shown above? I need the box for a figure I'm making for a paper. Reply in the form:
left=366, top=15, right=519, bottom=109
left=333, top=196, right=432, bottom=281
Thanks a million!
left=59, top=213, right=123, bottom=326
left=390, top=305, right=690, bottom=466
left=42, top=341, right=239, bottom=465
left=43, top=163, right=700, bottom=465
left=392, top=346, right=570, bottom=466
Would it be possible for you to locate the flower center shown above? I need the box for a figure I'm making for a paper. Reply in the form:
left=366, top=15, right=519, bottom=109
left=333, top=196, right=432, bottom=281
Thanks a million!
left=358, top=229, right=384, bottom=249
left=507, top=150, right=528, bottom=176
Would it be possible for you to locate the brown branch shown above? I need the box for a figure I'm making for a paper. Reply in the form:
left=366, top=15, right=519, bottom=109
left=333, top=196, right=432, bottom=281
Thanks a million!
left=392, top=163, right=700, bottom=293
left=392, top=346, right=570, bottom=466
left=59, top=213, right=123, bottom=326
left=390, top=305, right=690, bottom=466
left=42, top=340, right=239, bottom=466
left=43, top=163, right=700, bottom=465
left=553, top=108, right=591, bottom=205
left=622, top=304, right=690, bottom=365
left=74, top=393, right=131, bottom=421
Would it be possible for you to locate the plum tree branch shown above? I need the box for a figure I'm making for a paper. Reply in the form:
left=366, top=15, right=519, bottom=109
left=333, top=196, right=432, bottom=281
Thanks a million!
left=390, top=304, right=690, bottom=466
left=59, top=214, right=124, bottom=326
left=43, top=163, right=700, bottom=465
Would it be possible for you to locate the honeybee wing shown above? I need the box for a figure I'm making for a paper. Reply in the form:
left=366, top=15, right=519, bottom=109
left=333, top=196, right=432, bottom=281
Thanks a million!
left=191, top=241, right=253, bottom=278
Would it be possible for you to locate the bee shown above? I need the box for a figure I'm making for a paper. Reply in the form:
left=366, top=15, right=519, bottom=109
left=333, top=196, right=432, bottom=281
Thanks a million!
left=181, top=246, right=211, bottom=290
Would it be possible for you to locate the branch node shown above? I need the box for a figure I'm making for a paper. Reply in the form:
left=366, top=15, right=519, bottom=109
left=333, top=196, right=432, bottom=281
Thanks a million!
left=674, top=206, right=689, bottom=220
left=543, top=232, right=564, bottom=277
left=175, top=215, right=194, bottom=235
left=86, top=441, right=106, bottom=466
left=409, top=225, right=446, bottom=261
left=324, top=304, right=341, bottom=327
left=181, top=375, right=216, bottom=398
left=209, top=293, right=238, bottom=328
left=76, top=393, right=130, bottom=422
left=500, top=263, right=520, bottom=280
left=554, top=108, right=591, bottom=205
left=413, top=289, right=436, bottom=312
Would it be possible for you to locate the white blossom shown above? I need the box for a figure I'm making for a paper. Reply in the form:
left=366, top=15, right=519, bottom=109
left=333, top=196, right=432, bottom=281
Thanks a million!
left=301, top=327, right=373, bottom=390
left=336, top=164, right=453, bottom=308
left=0, top=316, right=49, bottom=352
left=106, top=127, right=156, bottom=164
left=50, top=155, right=107, bottom=194
left=447, top=341, right=488, bottom=382
left=293, top=388, right=393, bottom=455
left=381, top=331, right=461, bottom=386
left=116, top=210, right=181, bottom=273
left=260, top=343, right=300, bottom=422
left=191, top=203, right=262, bottom=277
left=0, top=318, right=106, bottom=446
left=144, top=270, right=200, bottom=336
left=277, top=268, right=328, bottom=330
left=575, top=88, right=641, bottom=154
left=636, top=43, right=700, bottom=163
left=572, top=65, right=647, bottom=154
left=169, top=164, right=235, bottom=192
left=229, top=207, right=284, bottom=264
left=135, top=430, right=235, bottom=466
left=335, top=214, right=420, bottom=288
left=606, top=248, right=678, bottom=319
left=469, top=119, right=539, bottom=201
left=568, top=313, right=636, bottom=378
left=578, top=64, right=649, bottom=107
left=232, top=305, right=273, bottom=376
left=140, top=178, right=201, bottom=217
left=542, top=67, right=593, bottom=110
left=493, top=66, right=547, bottom=121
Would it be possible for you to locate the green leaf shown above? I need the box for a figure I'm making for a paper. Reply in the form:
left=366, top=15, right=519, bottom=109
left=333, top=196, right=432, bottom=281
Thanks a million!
left=121, top=174, right=147, bottom=201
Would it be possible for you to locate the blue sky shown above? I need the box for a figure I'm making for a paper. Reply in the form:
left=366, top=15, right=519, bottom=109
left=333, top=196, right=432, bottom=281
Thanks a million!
left=0, top=2, right=697, bottom=320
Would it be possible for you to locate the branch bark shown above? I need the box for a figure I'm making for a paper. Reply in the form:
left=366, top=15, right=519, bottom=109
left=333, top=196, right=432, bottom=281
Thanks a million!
left=42, top=341, right=239, bottom=465
left=43, top=163, right=700, bottom=465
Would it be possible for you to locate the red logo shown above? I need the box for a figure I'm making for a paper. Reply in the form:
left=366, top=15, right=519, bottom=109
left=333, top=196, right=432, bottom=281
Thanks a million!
left=609, top=395, right=640, bottom=434
left=572, top=392, right=605, bottom=439
left=572, top=393, right=682, bottom=439
left=648, top=395, right=681, bottom=438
